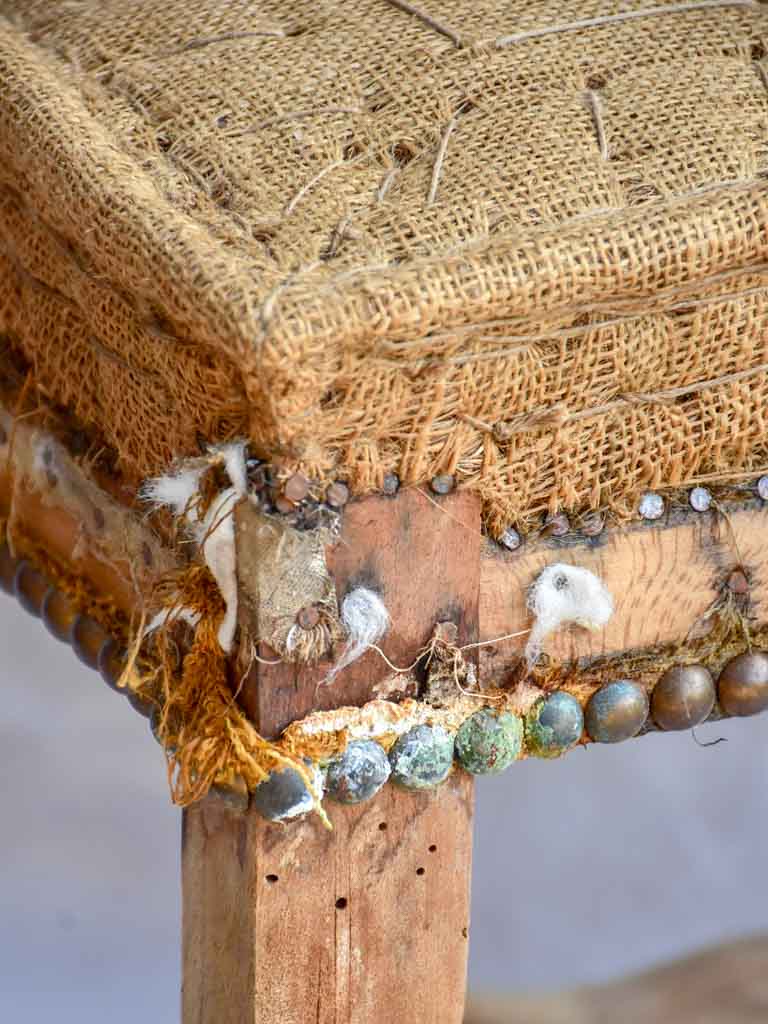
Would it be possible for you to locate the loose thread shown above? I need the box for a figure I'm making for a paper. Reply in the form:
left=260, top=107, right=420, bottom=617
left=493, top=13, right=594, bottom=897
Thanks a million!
left=427, top=114, right=459, bottom=206
left=251, top=649, right=285, bottom=666
left=231, top=107, right=363, bottom=136
left=377, top=167, right=399, bottom=202
left=117, top=609, right=147, bottom=691
left=451, top=653, right=505, bottom=701
left=459, top=629, right=531, bottom=652
left=413, top=487, right=483, bottom=537
left=456, top=364, right=768, bottom=431
left=365, top=627, right=531, bottom=674
left=686, top=465, right=768, bottom=485
left=366, top=644, right=423, bottom=674
left=284, top=159, right=346, bottom=217
left=493, top=1, right=757, bottom=49
left=181, top=29, right=287, bottom=52
left=691, top=727, right=728, bottom=748
left=584, top=89, right=609, bottom=161
left=381, top=0, right=463, bottom=47
left=411, top=276, right=768, bottom=359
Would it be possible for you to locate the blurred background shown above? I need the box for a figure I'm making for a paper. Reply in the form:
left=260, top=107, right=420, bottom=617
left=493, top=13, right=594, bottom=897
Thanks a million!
left=1, top=592, right=767, bottom=1023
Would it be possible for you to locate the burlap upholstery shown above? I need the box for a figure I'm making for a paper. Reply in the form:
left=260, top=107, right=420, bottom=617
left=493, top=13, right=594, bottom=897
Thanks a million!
left=1, top=1, right=767, bottom=532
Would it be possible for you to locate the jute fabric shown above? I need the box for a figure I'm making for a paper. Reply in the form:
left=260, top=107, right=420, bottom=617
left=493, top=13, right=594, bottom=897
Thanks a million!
left=1, top=1, right=768, bottom=531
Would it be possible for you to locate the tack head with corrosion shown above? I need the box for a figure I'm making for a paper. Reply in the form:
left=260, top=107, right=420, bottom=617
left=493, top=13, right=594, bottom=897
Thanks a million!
left=718, top=651, right=768, bottom=717
left=126, top=686, right=154, bottom=719
left=41, top=586, right=78, bottom=643
left=639, top=492, right=664, bottom=521
left=326, top=481, right=350, bottom=508
left=389, top=724, right=454, bottom=790
left=283, top=473, right=311, bottom=504
left=585, top=680, right=649, bottom=743
left=580, top=512, right=605, bottom=537
left=296, top=604, right=321, bottom=631
left=651, top=664, right=715, bottom=730
left=499, top=527, right=522, bottom=551
left=13, top=561, right=48, bottom=617
left=455, top=709, right=522, bottom=775
left=97, top=637, right=127, bottom=692
left=429, top=474, right=455, bottom=496
left=325, top=739, right=391, bottom=804
left=525, top=691, right=584, bottom=757
left=689, top=487, right=712, bottom=512
left=252, top=763, right=320, bottom=822
left=382, top=472, right=400, bottom=496
left=71, top=614, right=110, bottom=669
left=543, top=513, right=569, bottom=537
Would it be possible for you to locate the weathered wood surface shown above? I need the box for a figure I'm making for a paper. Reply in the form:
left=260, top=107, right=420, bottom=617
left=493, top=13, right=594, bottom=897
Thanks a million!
left=480, top=501, right=768, bottom=680
left=239, top=488, right=482, bottom=738
left=183, top=773, right=474, bottom=1024
left=197, top=488, right=480, bottom=1024
left=463, top=934, right=768, bottom=1024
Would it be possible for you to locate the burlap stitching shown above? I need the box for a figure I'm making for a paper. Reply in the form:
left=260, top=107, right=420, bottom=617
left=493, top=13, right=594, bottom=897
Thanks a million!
left=1, top=3, right=768, bottom=531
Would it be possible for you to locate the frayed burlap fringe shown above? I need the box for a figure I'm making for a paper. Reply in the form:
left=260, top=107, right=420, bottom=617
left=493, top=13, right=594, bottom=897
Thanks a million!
left=1, top=4, right=768, bottom=532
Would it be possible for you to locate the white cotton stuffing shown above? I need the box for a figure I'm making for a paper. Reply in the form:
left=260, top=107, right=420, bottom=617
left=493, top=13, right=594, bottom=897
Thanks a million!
left=525, top=563, right=614, bottom=666
left=325, top=586, right=390, bottom=683
left=141, top=443, right=248, bottom=654
left=199, top=487, right=240, bottom=653
left=215, top=440, right=248, bottom=498
left=140, top=466, right=205, bottom=521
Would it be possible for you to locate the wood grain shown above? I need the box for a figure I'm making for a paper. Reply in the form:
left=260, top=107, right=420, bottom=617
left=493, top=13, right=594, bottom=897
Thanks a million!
left=1, top=474, right=150, bottom=614
left=479, top=501, right=768, bottom=682
left=239, top=488, right=482, bottom=737
left=183, top=773, right=474, bottom=1024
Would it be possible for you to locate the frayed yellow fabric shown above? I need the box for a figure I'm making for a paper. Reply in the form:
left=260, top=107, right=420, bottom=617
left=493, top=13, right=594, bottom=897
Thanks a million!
left=147, top=564, right=331, bottom=826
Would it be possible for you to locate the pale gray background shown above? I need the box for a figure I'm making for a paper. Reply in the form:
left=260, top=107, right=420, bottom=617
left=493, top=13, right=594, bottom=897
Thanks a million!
left=1, top=592, right=766, bottom=1022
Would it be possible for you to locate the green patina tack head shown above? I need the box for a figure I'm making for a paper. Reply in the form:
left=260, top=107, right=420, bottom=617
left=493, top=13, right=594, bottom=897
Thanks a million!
left=526, top=691, right=584, bottom=758
left=389, top=724, right=455, bottom=790
left=325, top=739, right=391, bottom=804
left=585, top=679, right=649, bottom=743
left=454, top=709, right=522, bottom=775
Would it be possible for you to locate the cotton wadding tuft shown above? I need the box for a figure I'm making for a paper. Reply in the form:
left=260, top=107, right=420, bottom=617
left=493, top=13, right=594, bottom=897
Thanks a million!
left=325, top=587, right=390, bottom=683
left=140, top=466, right=205, bottom=520
left=525, top=563, right=614, bottom=666
left=211, top=440, right=248, bottom=498
left=141, top=443, right=250, bottom=654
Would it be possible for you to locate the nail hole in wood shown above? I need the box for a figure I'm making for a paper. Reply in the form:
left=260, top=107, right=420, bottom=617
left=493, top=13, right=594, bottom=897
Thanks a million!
left=428, top=844, right=437, bottom=853
left=265, top=874, right=279, bottom=884
left=378, top=822, right=387, bottom=831
left=416, top=867, right=425, bottom=876
left=335, top=897, right=348, bottom=910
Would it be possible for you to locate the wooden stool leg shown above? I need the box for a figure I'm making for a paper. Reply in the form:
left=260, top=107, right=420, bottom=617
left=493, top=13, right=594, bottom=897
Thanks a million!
left=182, top=774, right=474, bottom=1024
